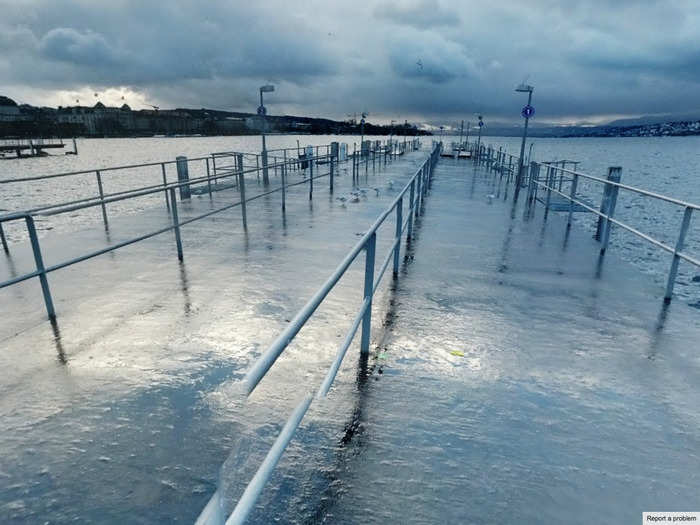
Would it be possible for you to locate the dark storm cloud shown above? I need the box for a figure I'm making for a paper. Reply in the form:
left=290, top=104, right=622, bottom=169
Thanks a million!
left=374, top=0, right=460, bottom=29
left=2, top=0, right=700, bottom=123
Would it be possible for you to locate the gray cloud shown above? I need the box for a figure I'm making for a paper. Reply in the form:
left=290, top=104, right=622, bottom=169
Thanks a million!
left=374, top=0, right=460, bottom=29
left=39, top=28, right=121, bottom=67
left=2, top=0, right=700, bottom=124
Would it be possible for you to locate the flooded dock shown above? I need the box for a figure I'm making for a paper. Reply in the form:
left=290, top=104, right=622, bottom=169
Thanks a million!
left=1, top=143, right=699, bottom=523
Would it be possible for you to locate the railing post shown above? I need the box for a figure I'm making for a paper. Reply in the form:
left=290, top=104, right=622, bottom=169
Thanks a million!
left=360, top=232, right=376, bottom=354
left=95, top=170, right=109, bottom=230
left=237, top=165, right=248, bottom=230
left=169, top=188, right=183, bottom=261
left=309, top=155, right=314, bottom=200
left=600, top=167, right=622, bottom=255
left=176, top=156, right=191, bottom=200
left=415, top=171, right=422, bottom=218
left=205, top=157, right=212, bottom=198
left=281, top=161, right=287, bottom=212
left=664, top=206, right=693, bottom=303
left=393, top=197, right=403, bottom=276
left=25, top=216, right=55, bottom=320
left=527, top=162, right=539, bottom=206
left=544, top=165, right=554, bottom=221
left=161, top=163, right=170, bottom=211
left=329, top=154, right=334, bottom=193
left=0, top=222, right=8, bottom=253
left=407, top=180, right=415, bottom=241
left=262, top=149, right=270, bottom=186
left=567, top=173, right=579, bottom=229
left=595, top=167, right=622, bottom=241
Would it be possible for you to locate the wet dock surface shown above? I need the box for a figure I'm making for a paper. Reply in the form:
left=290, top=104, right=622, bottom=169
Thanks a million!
left=2, top=151, right=700, bottom=523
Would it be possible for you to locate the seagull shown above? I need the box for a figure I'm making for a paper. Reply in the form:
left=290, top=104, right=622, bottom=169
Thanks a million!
left=387, top=180, right=395, bottom=189
left=416, top=59, right=423, bottom=70
left=373, top=187, right=380, bottom=196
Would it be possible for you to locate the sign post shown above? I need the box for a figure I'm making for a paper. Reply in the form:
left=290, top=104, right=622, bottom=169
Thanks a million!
left=514, top=84, right=534, bottom=203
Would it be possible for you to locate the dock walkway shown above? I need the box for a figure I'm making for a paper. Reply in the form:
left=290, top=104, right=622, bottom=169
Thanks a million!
left=1, top=150, right=699, bottom=523
left=310, top=157, right=700, bottom=524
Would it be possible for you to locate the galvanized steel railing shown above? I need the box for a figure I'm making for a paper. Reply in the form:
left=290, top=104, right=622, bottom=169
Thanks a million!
left=470, top=141, right=700, bottom=303
left=0, top=151, right=342, bottom=320
left=195, top=142, right=440, bottom=525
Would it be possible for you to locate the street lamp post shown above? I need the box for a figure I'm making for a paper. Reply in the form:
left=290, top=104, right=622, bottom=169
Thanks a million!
left=514, top=83, right=534, bottom=203
left=360, top=112, right=366, bottom=159
left=258, top=84, right=274, bottom=186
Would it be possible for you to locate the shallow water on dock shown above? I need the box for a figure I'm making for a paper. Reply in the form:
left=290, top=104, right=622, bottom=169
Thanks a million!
left=450, top=135, right=700, bottom=305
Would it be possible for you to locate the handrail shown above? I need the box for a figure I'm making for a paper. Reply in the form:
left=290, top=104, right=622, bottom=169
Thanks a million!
left=472, top=140, right=699, bottom=303
left=0, top=152, right=337, bottom=319
left=538, top=163, right=700, bottom=211
left=195, top=142, right=440, bottom=525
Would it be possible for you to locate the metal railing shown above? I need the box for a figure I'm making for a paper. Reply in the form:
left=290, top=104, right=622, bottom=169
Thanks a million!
left=195, top=142, right=440, bottom=525
left=0, top=140, right=358, bottom=250
left=469, top=141, right=700, bottom=304
left=0, top=150, right=344, bottom=320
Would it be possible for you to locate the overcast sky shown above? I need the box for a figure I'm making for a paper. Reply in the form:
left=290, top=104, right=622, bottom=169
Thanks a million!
left=1, top=0, right=699, bottom=125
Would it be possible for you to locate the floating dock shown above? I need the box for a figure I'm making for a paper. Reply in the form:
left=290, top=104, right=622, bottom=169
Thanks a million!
left=0, top=138, right=68, bottom=158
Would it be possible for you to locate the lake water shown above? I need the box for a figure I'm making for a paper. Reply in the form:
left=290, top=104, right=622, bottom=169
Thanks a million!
left=2, top=134, right=700, bottom=304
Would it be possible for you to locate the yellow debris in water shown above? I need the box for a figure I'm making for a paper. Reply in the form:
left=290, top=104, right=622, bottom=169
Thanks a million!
left=450, top=350, right=465, bottom=357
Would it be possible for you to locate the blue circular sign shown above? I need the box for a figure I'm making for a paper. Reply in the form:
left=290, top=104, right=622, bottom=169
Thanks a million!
left=257, top=105, right=267, bottom=116
left=521, top=105, right=535, bottom=118
left=478, top=120, right=484, bottom=127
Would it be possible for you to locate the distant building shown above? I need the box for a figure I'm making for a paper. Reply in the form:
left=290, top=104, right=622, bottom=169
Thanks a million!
left=0, top=95, right=26, bottom=122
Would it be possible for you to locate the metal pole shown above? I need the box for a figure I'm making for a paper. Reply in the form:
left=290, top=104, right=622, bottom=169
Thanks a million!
left=261, top=90, right=270, bottom=186
left=567, top=173, right=579, bottom=229
left=360, top=232, right=376, bottom=354
left=206, top=157, right=212, bottom=198
left=407, top=181, right=415, bottom=241
left=169, top=188, right=183, bottom=261
left=329, top=154, right=334, bottom=193
left=281, top=161, right=287, bottom=212
left=600, top=167, right=622, bottom=255
left=393, top=198, right=403, bottom=276
left=415, top=172, right=422, bottom=219
left=161, top=163, right=170, bottom=211
left=664, top=207, right=693, bottom=303
left=95, top=170, right=109, bottom=230
left=239, top=167, right=247, bottom=230
left=595, top=168, right=622, bottom=241
left=544, top=166, right=554, bottom=221
left=26, top=216, right=55, bottom=320
left=514, top=90, right=532, bottom=203
left=0, top=222, right=8, bottom=253
left=309, top=155, right=314, bottom=200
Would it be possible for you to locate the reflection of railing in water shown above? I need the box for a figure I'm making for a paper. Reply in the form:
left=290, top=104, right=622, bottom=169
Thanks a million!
left=468, top=141, right=700, bottom=304
left=195, top=142, right=440, bottom=525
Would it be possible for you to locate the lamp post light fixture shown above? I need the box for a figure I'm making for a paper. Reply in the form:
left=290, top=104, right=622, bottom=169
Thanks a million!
left=514, top=83, right=534, bottom=203
left=258, top=84, right=274, bottom=186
